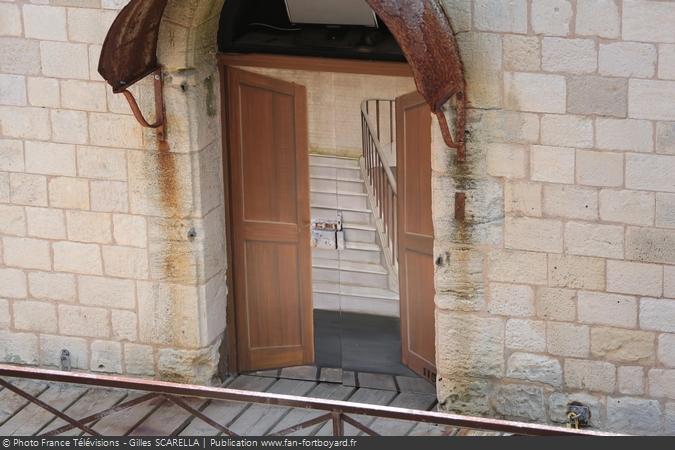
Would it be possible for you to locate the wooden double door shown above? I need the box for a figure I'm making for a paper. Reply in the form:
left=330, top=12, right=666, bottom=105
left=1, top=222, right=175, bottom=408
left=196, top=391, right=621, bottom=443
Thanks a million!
left=225, top=67, right=435, bottom=379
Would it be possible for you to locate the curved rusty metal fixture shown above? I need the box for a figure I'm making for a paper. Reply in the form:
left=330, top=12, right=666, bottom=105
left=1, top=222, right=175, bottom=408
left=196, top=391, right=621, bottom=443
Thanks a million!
left=365, top=0, right=466, bottom=158
left=97, top=0, right=467, bottom=157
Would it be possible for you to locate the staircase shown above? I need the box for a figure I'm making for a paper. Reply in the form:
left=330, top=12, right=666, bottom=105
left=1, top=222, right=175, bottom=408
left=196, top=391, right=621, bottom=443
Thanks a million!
left=310, top=154, right=399, bottom=317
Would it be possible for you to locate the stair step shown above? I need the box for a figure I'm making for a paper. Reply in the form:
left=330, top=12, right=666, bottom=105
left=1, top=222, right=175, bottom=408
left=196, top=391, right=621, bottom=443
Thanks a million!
left=312, top=267, right=389, bottom=288
left=311, top=192, right=369, bottom=210
left=312, top=258, right=388, bottom=275
left=312, top=248, right=382, bottom=264
left=313, top=292, right=399, bottom=317
left=310, top=177, right=365, bottom=194
left=313, top=281, right=399, bottom=300
left=309, top=154, right=360, bottom=168
left=310, top=165, right=362, bottom=181
left=345, top=241, right=381, bottom=252
left=311, top=203, right=371, bottom=214
left=312, top=207, right=372, bottom=226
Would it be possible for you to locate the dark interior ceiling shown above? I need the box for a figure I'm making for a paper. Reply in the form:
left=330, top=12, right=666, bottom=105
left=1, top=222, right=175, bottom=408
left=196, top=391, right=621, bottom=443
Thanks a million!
left=218, top=0, right=406, bottom=62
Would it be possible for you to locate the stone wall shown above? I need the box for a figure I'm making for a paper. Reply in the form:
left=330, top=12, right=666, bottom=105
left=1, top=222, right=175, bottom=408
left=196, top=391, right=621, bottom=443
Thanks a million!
left=0, top=0, right=227, bottom=383
left=433, top=0, right=675, bottom=435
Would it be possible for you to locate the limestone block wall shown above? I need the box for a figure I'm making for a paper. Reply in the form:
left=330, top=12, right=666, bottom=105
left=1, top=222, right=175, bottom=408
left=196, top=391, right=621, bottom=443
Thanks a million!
left=0, top=0, right=227, bottom=383
left=434, top=0, right=675, bottom=435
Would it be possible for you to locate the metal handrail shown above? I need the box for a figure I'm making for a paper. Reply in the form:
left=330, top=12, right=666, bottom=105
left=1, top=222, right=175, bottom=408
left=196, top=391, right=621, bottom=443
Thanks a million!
left=0, top=364, right=621, bottom=436
left=361, top=99, right=397, bottom=194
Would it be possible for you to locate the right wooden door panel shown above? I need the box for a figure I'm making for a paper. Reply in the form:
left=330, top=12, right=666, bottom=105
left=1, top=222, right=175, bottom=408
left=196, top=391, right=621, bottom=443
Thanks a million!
left=396, top=91, right=436, bottom=381
left=226, top=67, right=313, bottom=372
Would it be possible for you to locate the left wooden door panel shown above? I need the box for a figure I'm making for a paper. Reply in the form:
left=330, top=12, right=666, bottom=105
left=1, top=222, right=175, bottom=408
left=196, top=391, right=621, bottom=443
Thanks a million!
left=226, top=67, right=313, bottom=371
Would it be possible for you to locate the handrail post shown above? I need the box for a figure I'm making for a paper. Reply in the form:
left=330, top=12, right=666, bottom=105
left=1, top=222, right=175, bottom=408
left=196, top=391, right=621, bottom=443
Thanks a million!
left=332, top=411, right=344, bottom=436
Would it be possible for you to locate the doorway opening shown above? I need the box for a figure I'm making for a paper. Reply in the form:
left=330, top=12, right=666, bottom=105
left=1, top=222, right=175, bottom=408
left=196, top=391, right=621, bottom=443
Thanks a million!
left=219, top=0, right=436, bottom=386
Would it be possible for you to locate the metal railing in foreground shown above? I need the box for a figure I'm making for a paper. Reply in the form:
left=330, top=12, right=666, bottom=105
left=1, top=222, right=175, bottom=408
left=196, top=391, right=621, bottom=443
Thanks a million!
left=0, top=364, right=620, bottom=437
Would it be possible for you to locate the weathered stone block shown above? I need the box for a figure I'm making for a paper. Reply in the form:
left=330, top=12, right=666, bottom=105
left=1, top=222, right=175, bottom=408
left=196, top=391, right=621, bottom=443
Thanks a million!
left=10, top=173, right=47, bottom=206
left=576, top=150, right=623, bottom=187
left=90, top=181, right=128, bottom=213
left=112, top=214, right=147, bottom=249
left=61, top=80, right=107, bottom=112
left=618, top=366, right=645, bottom=396
left=14, top=300, right=57, bottom=333
left=488, top=250, right=548, bottom=285
left=111, top=310, right=138, bottom=342
left=66, top=211, right=112, bottom=244
left=79, top=275, right=135, bottom=309
left=473, top=0, right=527, bottom=33
left=505, top=319, right=546, bottom=352
left=565, top=222, right=624, bottom=259
left=607, top=397, right=662, bottom=434
left=599, top=42, right=656, bottom=78
left=548, top=254, right=605, bottom=290
left=471, top=110, right=540, bottom=144
left=0, top=106, right=50, bottom=140
left=531, top=0, right=572, bottom=36
left=137, top=281, right=201, bottom=348
left=504, top=72, right=566, bottom=113
left=26, top=207, right=66, bottom=240
left=504, top=181, right=541, bottom=217
left=629, top=79, right=675, bottom=121
left=40, top=335, right=88, bottom=370
left=23, top=5, right=67, bottom=41
left=89, top=113, right=142, bottom=148
left=435, top=249, right=485, bottom=312
left=576, top=0, right=620, bottom=38
left=541, top=115, right=594, bottom=148
left=28, top=271, right=75, bottom=302
left=505, top=217, right=563, bottom=253
left=543, top=184, right=598, bottom=221
left=437, top=378, right=491, bottom=416
left=91, top=340, right=122, bottom=374
left=607, top=260, right=662, bottom=297
left=486, top=143, right=527, bottom=178
left=600, top=189, right=654, bottom=226
left=640, top=298, right=675, bottom=333
left=591, top=327, right=656, bottom=364
left=659, top=44, right=675, bottom=80
left=648, top=369, right=675, bottom=399
left=51, top=109, right=88, bottom=145
left=124, top=343, right=155, bottom=376
left=489, top=283, right=534, bottom=317
left=58, top=305, right=110, bottom=338
left=547, top=322, right=590, bottom=358
left=627, top=153, right=675, bottom=193
left=0, top=268, right=27, bottom=299
left=67, top=8, right=117, bottom=44
left=0, top=74, right=26, bottom=106
left=27, top=77, right=60, bottom=108
left=0, top=139, right=24, bottom=172
left=77, top=146, right=127, bottom=181
left=542, top=38, right=597, bottom=74
left=658, top=334, right=675, bottom=368
left=158, top=343, right=220, bottom=384
left=503, top=35, right=540, bottom=72
left=578, top=292, right=637, bottom=328
left=565, top=359, right=616, bottom=393
left=548, top=392, right=605, bottom=427
left=40, top=42, right=89, bottom=79
left=626, top=227, right=675, bottom=265
left=492, top=384, right=546, bottom=422
left=656, top=193, right=675, bottom=228
left=0, top=204, right=26, bottom=237
left=507, top=353, right=562, bottom=387
left=568, top=76, right=627, bottom=117
left=530, top=145, right=575, bottom=184
left=2, top=237, right=50, bottom=271
left=436, top=312, right=504, bottom=378
left=536, top=287, right=576, bottom=322
left=0, top=3, right=22, bottom=37
left=102, top=246, right=149, bottom=279
left=0, top=331, right=38, bottom=365
left=596, top=118, right=653, bottom=152
left=0, top=37, right=41, bottom=75
left=623, top=0, right=675, bottom=43
left=53, top=241, right=102, bottom=275
left=48, top=177, right=89, bottom=209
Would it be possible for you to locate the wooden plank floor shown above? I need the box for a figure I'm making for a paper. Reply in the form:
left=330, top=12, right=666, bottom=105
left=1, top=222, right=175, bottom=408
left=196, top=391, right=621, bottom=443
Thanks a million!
left=0, top=372, right=506, bottom=436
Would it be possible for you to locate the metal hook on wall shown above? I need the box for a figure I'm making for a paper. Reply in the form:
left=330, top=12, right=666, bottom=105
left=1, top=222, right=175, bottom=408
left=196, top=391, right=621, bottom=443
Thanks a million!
left=119, top=68, right=167, bottom=147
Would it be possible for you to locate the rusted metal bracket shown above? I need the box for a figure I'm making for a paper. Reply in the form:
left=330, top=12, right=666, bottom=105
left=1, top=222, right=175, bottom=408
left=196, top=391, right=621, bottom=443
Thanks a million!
left=120, top=67, right=167, bottom=145
left=435, top=91, right=467, bottom=162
